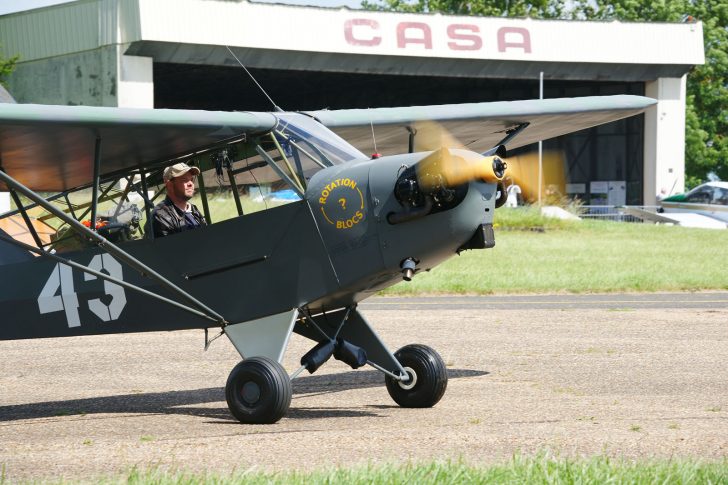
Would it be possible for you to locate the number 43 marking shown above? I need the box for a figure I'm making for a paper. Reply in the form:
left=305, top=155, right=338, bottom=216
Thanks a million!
left=37, top=254, right=127, bottom=328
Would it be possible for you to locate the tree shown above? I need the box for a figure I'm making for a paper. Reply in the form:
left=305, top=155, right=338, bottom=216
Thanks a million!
left=569, top=0, right=727, bottom=186
left=0, top=45, right=19, bottom=87
left=362, top=0, right=727, bottom=186
left=361, top=0, right=565, bottom=18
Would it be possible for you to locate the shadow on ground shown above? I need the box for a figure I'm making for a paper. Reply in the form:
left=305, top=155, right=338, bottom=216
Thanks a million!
left=0, top=368, right=487, bottom=422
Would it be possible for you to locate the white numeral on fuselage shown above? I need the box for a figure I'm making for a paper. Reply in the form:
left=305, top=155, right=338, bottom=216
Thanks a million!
left=37, top=262, right=80, bottom=328
left=85, top=254, right=127, bottom=322
left=37, top=255, right=127, bottom=328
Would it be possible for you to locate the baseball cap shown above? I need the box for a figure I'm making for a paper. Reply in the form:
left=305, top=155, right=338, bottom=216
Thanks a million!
left=163, top=162, right=201, bottom=182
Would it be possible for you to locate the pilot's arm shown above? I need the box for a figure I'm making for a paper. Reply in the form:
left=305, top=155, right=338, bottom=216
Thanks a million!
left=151, top=206, right=176, bottom=237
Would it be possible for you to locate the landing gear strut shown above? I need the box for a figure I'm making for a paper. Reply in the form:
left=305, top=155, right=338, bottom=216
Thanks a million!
left=222, top=308, right=449, bottom=423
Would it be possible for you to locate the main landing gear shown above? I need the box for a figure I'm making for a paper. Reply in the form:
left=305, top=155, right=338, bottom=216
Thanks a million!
left=225, top=357, right=292, bottom=424
left=222, top=307, right=449, bottom=424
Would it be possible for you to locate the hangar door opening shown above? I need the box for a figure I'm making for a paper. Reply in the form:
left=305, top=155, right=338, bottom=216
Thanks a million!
left=154, top=63, right=645, bottom=205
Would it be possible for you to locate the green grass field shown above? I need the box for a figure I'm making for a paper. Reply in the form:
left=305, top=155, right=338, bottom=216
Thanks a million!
left=42, top=455, right=726, bottom=484
left=383, top=209, right=728, bottom=295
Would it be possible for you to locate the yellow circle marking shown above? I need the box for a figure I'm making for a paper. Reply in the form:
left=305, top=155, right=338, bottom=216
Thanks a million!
left=319, top=178, right=365, bottom=230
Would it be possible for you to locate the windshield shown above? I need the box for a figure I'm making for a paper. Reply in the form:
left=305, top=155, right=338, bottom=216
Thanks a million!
left=274, top=113, right=366, bottom=167
left=685, top=184, right=728, bottom=205
left=186, top=113, right=367, bottom=219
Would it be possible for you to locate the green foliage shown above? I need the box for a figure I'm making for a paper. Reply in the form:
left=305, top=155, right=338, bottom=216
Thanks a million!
left=0, top=45, right=18, bottom=87
left=361, top=0, right=565, bottom=18
left=361, top=0, right=728, bottom=186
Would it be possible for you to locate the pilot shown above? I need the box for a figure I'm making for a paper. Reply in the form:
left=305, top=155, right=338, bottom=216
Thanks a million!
left=151, top=162, right=207, bottom=237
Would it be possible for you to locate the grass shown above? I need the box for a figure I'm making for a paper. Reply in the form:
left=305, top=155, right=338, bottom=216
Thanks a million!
left=12, top=455, right=726, bottom=484
left=383, top=213, right=728, bottom=295
left=492, top=204, right=579, bottom=231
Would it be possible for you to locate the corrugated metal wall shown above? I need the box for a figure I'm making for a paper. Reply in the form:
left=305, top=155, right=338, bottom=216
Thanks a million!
left=0, top=0, right=142, bottom=62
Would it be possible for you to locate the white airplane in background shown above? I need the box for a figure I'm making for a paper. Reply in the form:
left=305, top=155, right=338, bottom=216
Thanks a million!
left=658, top=181, right=728, bottom=228
left=626, top=182, right=728, bottom=229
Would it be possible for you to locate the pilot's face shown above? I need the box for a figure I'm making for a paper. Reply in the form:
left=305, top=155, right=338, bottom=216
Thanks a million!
left=168, top=172, right=196, bottom=201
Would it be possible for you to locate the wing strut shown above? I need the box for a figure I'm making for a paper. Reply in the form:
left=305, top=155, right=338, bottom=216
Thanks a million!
left=89, top=137, right=102, bottom=233
left=5, top=181, right=44, bottom=248
left=138, top=168, right=155, bottom=239
left=0, top=169, right=228, bottom=326
left=255, top=146, right=304, bottom=198
left=494, top=122, right=530, bottom=149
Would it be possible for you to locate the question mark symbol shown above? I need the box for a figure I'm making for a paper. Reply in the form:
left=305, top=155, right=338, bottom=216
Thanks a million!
left=338, top=198, right=346, bottom=210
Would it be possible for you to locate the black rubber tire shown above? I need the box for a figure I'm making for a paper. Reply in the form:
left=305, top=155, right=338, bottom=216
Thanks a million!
left=225, top=357, right=292, bottom=424
left=385, top=344, right=448, bottom=408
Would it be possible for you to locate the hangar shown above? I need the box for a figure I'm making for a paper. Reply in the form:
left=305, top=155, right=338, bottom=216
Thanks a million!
left=0, top=0, right=705, bottom=207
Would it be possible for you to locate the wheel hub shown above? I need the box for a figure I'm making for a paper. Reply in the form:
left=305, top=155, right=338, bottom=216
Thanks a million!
left=241, top=381, right=261, bottom=404
left=397, top=366, right=418, bottom=390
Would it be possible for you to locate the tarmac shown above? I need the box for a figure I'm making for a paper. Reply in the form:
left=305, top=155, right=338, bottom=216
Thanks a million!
left=1, top=292, right=727, bottom=480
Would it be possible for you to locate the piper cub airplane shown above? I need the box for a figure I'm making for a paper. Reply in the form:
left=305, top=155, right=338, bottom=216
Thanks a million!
left=0, top=94, right=654, bottom=423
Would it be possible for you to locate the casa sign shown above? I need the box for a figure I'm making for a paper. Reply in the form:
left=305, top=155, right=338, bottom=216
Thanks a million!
left=344, top=19, right=532, bottom=53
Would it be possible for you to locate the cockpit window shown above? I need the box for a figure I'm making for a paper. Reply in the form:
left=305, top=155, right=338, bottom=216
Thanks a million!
left=685, top=186, right=714, bottom=204
left=191, top=114, right=367, bottom=219
left=683, top=185, right=728, bottom=205
left=275, top=113, right=367, bottom=167
left=712, top=188, right=728, bottom=205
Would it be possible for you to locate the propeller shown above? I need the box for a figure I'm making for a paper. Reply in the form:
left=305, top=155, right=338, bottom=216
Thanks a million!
left=410, top=121, right=565, bottom=203
left=411, top=121, right=506, bottom=190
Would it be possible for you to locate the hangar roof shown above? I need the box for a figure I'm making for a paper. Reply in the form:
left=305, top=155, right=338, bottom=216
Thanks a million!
left=0, top=0, right=705, bottom=82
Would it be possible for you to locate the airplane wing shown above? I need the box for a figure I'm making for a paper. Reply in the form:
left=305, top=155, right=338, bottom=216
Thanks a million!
left=307, top=95, right=656, bottom=156
left=0, top=104, right=277, bottom=192
left=623, top=207, right=728, bottom=229
left=660, top=212, right=728, bottom=229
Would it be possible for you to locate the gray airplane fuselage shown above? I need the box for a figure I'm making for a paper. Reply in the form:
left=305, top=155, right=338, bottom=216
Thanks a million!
left=0, top=150, right=496, bottom=341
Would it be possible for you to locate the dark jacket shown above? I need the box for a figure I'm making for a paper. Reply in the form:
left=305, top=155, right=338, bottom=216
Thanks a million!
left=151, top=197, right=206, bottom=237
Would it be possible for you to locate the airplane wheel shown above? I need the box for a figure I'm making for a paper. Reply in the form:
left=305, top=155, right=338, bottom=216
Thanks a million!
left=385, top=344, right=448, bottom=408
left=225, top=356, right=291, bottom=424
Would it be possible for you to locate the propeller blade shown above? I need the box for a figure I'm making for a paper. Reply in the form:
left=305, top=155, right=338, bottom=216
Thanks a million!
left=412, top=120, right=464, bottom=152
left=411, top=121, right=506, bottom=189
left=411, top=120, right=567, bottom=204
left=417, top=148, right=506, bottom=190
left=501, top=151, right=566, bottom=203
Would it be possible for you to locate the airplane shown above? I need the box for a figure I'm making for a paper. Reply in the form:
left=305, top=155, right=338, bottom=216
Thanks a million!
left=658, top=181, right=728, bottom=227
left=0, top=94, right=655, bottom=423
left=624, top=181, right=728, bottom=229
